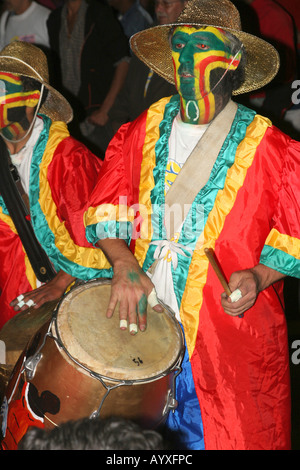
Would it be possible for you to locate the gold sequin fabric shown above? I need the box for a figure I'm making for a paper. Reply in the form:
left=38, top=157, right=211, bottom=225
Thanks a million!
left=130, top=0, right=280, bottom=95
left=0, top=41, right=73, bottom=123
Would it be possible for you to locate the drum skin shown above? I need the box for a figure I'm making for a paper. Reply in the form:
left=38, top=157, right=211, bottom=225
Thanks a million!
left=0, top=280, right=184, bottom=450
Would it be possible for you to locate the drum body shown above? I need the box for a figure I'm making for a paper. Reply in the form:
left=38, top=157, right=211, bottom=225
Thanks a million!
left=0, top=280, right=184, bottom=450
left=0, top=300, right=58, bottom=405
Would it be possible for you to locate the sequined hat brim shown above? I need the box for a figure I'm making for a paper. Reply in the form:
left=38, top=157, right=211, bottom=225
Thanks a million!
left=0, top=41, right=73, bottom=123
left=130, top=0, right=280, bottom=95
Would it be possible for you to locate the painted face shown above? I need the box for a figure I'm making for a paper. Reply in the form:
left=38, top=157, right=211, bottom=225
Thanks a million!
left=0, top=72, right=40, bottom=140
left=171, top=26, right=241, bottom=124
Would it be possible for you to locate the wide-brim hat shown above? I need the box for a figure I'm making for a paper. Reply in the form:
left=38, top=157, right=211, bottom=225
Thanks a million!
left=130, top=0, right=280, bottom=95
left=0, top=41, right=73, bottom=123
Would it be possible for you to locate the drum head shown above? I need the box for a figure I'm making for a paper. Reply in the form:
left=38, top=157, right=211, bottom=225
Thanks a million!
left=54, top=280, right=183, bottom=382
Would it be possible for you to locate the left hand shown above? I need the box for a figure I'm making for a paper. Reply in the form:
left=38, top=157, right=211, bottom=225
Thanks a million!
left=221, top=269, right=260, bottom=316
left=10, top=271, right=76, bottom=312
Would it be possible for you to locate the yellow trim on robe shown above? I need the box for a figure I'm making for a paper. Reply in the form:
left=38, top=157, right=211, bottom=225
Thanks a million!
left=180, top=114, right=272, bottom=358
left=134, top=97, right=173, bottom=267
left=0, top=207, right=37, bottom=289
left=85, top=204, right=135, bottom=225
left=265, top=228, right=300, bottom=259
left=38, top=122, right=110, bottom=270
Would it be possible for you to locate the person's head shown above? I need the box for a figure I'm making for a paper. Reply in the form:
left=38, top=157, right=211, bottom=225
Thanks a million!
left=0, top=73, right=44, bottom=141
left=130, top=0, right=279, bottom=123
left=155, top=0, right=187, bottom=25
left=18, top=416, right=166, bottom=450
left=108, top=0, right=134, bottom=14
left=170, top=25, right=244, bottom=123
left=0, top=41, right=72, bottom=143
left=4, top=0, right=32, bottom=14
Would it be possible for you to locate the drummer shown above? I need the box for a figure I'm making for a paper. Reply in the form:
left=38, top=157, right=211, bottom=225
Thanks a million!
left=0, top=41, right=106, bottom=328
left=84, top=0, right=300, bottom=451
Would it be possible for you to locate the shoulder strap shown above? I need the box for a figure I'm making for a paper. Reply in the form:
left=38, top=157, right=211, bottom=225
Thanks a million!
left=9, top=163, right=30, bottom=213
left=0, top=137, right=56, bottom=283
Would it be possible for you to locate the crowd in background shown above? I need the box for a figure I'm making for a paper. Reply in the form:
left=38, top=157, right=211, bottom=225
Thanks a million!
left=0, top=0, right=299, bottom=155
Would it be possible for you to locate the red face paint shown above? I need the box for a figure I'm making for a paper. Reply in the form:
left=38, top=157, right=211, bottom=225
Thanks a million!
left=171, top=26, right=241, bottom=124
left=0, top=72, right=40, bottom=140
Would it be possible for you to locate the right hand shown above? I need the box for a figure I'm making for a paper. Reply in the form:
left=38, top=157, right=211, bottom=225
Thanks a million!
left=10, top=270, right=76, bottom=312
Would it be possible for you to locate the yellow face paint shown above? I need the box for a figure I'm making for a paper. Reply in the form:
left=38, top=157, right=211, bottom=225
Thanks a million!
left=0, top=72, right=40, bottom=139
left=171, top=26, right=241, bottom=124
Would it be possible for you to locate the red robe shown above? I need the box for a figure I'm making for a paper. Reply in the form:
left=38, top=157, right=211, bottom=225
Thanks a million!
left=0, top=115, right=106, bottom=328
left=85, top=96, right=300, bottom=450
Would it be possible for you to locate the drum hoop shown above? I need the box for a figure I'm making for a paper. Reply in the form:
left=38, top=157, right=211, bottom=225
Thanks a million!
left=50, top=283, right=184, bottom=386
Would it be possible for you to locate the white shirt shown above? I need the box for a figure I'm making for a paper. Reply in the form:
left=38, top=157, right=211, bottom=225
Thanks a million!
left=0, top=2, right=50, bottom=50
left=150, top=114, right=209, bottom=320
left=10, top=117, right=44, bottom=195
left=165, top=113, right=209, bottom=194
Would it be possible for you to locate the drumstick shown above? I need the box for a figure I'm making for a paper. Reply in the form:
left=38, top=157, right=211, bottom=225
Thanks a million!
left=204, top=247, right=244, bottom=318
left=204, top=248, right=231, bottom=296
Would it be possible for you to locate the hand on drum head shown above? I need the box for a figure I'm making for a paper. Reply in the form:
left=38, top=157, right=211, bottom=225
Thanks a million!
left=107, top=261, right=163, bottom=335
left=10, top=270, right=76, bottom=312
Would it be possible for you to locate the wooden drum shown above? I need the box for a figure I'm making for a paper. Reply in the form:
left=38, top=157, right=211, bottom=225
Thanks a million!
left=0, top=300, right=59, bottom=402
left=0, top=279, right=184, bottom=450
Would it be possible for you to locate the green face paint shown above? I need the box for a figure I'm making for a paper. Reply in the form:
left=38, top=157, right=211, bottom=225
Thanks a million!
left=0, top=72, right=40, bottom=140
left=138, top=294, right=147, bottom=316
left=171, top=26, right=241, bottom=124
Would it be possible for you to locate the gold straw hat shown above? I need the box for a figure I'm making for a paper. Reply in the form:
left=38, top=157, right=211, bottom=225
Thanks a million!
left=0, top=41, right=73, bottom=123
left=130, top=0, right=280, bottom=95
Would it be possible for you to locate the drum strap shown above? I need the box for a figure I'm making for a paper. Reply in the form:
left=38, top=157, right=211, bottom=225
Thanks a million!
left=9, top=163, right=30, bottom=213
left=164, top=99, right=238, bottom=239
left=0, top=136, right=56, bottom=283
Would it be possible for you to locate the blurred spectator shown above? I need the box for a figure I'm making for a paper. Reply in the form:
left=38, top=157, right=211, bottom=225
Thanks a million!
left=109, top=0, right=153, bottom=39
left=0, top=0, right=50, bottom=50
left=234, top=0, right=298, bottom=124
left=140, top=0, right=155, bottom=17
left=95, top=0, right=188, bottom=153
left=275, top=0, right=300, bottom=138
left=47, top=0, right=130, bottom=158
left=154, top=0, right=186, bottom=24
left=37, top=0, right=64, bottom=9
left=18, top=416, right=166, bottom=450
left=276, top=0, right=300, bottom=35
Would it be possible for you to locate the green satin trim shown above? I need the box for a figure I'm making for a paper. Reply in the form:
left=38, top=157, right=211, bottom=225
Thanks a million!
left=0, top=116, right=50, bottom=217
left=0, top=196, right=9, bottom=214
left=143, top=95, right=180, bottom=268
left=86, top=220, right=133, bottom=244
left=143, top=98, right=257, bottom=306
left=29, top=115, right=111, bottom=280
left=260, top=245, right=300, bottom=278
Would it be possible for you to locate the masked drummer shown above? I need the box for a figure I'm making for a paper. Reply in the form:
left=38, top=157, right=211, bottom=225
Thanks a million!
left=0, top=41, right=107, bottom=328
left=83, top=0, right=300, bottom=450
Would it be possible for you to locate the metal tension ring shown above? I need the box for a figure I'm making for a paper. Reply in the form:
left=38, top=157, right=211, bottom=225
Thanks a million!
left=24, top=353, right=42, bottom=380
left=162, top=389, right=178, bottom=416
